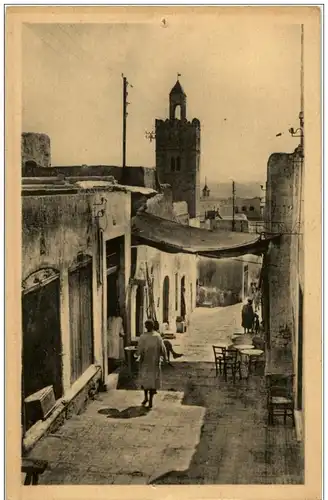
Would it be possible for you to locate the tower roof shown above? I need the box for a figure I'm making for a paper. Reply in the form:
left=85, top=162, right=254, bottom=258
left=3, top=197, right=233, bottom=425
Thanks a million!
left=170, top=80, right=186, bottom=96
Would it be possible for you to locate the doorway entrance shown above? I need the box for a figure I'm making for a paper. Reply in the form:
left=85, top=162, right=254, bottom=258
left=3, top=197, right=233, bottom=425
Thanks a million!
left=22, top=275, right=63, bottom=431
left=180, top=276, right=186, bottom=320
left=243, top=265, right=249, bottom=299
left=135, top=284, right=144, bottom=337
left=162, top=276, right=170, bottom=324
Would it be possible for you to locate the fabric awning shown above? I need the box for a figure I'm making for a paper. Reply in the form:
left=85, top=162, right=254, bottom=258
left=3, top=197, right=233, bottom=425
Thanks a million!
left=131, top=212, right=280, bottom=259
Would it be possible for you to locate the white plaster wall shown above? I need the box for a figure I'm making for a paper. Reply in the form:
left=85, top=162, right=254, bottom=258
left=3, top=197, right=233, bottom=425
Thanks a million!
left=22, top=189, right=131, bottom=392
left=132, top=246, right=197, bottom=335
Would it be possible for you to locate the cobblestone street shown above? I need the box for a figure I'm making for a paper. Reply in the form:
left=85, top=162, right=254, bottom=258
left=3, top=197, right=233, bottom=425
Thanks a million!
left=27, top=305, right=304, bottom=485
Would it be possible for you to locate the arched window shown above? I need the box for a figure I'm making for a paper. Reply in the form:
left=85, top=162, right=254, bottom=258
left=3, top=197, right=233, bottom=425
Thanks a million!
left=174, top=105, right=181, bottom=120
left=176, top=157, right=181, bottom=171
left=171, top=157, right=175, bottom=172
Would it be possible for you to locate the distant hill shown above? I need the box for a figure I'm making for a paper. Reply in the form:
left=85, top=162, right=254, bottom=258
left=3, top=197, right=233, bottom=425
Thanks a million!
left=204, top=181, right=264, bottom=199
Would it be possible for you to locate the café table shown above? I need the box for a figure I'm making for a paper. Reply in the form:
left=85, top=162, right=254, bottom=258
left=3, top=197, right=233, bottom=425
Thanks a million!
left=240, top=349, right=264, bottom=378
left=124, top=345, right=138, bottom=374
left=215, top=341, right=231, bottom=348
left=234, top=344, right=254, bottom=351
left=234, top=344, right=254, bottom=368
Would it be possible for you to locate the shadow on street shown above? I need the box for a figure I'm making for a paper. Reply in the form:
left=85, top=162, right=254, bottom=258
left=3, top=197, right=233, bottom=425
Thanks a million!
left=119, top=359, right=304, bottom=484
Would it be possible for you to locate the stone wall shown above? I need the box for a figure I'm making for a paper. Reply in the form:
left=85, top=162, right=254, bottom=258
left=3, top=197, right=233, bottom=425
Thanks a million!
left=22, top=131, right=158, bottom=190
left=131, top=246, right=197, bottom=335
left=23, top=366, right=102, bottom=455
left=265, top=148, right=304, bottom=413
left=22, top=132, right=51, bottom=169
left=22, top=189, right=131, bottom=394
left=265, top=153, right=295, bottom=347
left=200, top=196, right=262, bottom=220
left=144, top=184, right=178, bottom=221
left=198, top=257, right=244, bottom=297
left=212, top=218, right=249, bottom=233
left=155, top=118, right=201, bottom=218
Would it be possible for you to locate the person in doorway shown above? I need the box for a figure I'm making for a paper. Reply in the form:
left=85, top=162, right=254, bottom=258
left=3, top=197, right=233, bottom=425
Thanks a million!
left=154, top=320, right=183, bottom=366
left=253, top=312, right=260, bottom=334
left=181, top=286, right=186, bottom=320
left=254, top=287, right=261, bottom=312
left=241, top=298, right=255, bottom=334
left=137, top=319, right=167, bottom=409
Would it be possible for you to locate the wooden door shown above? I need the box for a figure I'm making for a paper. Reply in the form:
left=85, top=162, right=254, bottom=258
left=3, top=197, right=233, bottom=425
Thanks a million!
left=69, top=262, right=94, bottom=383
left=22, top=278, right=62, bottom=400
left=162, top=276, right=170, bottom=324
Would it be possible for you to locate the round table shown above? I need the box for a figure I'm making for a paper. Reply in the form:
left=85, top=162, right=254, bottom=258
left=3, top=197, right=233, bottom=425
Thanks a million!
left=240, top=349, right=264, bottom=377
left=215, top=342, right=231, bottom=348
left=124, top=346, right=137, bottom=374
left=235, top=345, right=254, bottom=350
left=241, top=349, right=264, bottom=356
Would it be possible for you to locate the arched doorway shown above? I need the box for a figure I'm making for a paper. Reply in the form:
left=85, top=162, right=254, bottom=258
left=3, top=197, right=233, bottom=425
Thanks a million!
left=135, top=284, right=144, bottom=337
left=162, top=276, right=170, bottom=324
left=180, top=276, right=186, bottom=320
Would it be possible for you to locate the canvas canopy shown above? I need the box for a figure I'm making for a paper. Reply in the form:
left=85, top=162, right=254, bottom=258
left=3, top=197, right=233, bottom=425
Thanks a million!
left=131, top=212, right=280, bottom=259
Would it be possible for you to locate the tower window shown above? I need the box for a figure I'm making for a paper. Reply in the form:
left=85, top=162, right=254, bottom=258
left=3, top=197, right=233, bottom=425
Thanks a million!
left=171, top=157, right=176, bottom=172
left=174, top=105, right=181, bottom=120
left=176, top=157, right=181, bottom=171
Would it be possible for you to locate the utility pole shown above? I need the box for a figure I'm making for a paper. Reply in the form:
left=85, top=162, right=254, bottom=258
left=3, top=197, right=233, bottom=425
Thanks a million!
left=232, top=180, right=236, bottom=231
left=122, top=74, right=128, bottom=170
left=300, top=23, right=304, bottom=153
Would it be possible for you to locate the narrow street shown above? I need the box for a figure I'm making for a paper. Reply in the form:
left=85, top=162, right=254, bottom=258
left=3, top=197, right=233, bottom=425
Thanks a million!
left=27, top=305, right=303, bottom=485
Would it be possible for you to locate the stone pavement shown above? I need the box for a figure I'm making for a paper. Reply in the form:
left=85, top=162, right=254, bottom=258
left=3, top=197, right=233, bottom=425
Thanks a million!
left=169, top=303, right=244, bottom=362
left=27, top=389, right=205, bottom=484
left=26, top=304, right=304, bottom=485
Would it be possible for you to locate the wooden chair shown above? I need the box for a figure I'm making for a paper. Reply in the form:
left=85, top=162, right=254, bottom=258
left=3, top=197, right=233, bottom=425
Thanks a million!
left=222, top=349, right=242, bottom=383
left=22, top=458, right=48, bottom=485
left=267, top=385, right=295, bottom=426
left=212, top=346, right=226, bottom=376
left=252, top=336, right=266, bottom=351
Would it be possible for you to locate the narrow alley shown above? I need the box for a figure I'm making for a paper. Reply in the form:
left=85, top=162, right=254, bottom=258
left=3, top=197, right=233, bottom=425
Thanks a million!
left=27, top=304, right=303, bottom=485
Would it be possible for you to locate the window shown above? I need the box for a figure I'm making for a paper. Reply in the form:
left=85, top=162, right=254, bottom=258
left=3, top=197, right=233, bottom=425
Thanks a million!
left=242, top=206, right=247, bottom=212
left=176, top=157, right=181, bottom=171
left=250, top=206, right=255, bottom=211
left=171, top=157, right=176, bottom=172
left=174, top=105, right=181, bottom=120
left=106, top=237, right=122, bottom=270
left=234, top=207, right=239, bottom=214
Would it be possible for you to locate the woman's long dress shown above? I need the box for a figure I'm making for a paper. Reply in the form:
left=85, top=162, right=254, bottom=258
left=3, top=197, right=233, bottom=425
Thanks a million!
left=241, top=304, right=254, bottom=330
left=137, top=332, right=167, bottom=390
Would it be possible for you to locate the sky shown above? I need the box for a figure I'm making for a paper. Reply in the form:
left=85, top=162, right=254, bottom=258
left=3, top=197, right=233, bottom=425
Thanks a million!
left=22, top=20, right=302, bottom=184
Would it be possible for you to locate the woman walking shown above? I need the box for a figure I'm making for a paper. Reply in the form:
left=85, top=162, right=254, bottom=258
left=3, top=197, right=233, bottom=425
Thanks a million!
left=137, top=319, right=167, bottom=409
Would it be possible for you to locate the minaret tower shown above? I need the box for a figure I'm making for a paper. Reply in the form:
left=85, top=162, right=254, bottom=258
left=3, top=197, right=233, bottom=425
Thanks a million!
left=155, top=79, right=201, bottom=219
left=202, top=177, right=210, bottom=198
